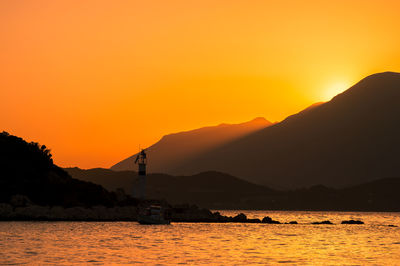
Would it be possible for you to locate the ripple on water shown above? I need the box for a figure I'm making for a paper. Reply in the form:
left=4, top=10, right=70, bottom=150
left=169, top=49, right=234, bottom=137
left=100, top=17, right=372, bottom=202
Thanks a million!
left=1, top=211, right=400, bottom=264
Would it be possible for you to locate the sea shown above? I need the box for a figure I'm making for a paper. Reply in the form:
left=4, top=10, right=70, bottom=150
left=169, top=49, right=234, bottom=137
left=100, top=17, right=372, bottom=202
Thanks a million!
left=1, top=211, right=399, bottom=265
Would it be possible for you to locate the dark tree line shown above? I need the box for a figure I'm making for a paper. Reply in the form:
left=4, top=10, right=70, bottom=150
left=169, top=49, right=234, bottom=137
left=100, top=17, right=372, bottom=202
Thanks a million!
left=0, top=131, right=137, bottom=207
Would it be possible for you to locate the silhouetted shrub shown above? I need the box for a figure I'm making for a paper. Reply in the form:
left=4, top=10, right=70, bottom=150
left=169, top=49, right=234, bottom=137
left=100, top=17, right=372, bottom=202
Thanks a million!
left=0, top=132, right=120, bottom=207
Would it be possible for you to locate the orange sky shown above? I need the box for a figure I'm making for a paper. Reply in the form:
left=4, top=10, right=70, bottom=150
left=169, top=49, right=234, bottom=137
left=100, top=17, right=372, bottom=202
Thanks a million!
left=1, top=0, right=400, bottom=168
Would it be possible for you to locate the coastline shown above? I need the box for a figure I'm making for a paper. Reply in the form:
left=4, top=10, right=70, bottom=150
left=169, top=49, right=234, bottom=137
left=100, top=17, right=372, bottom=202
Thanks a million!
left=0, top=203, right=273, bottom=223
left=1, top=203, right=376, bottom=225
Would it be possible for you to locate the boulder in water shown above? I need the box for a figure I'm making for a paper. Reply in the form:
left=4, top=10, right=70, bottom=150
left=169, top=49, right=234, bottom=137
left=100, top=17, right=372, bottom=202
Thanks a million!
left=232, top=213, right=247, bottom=222
left=262, top=216, right=281, bottom=224
left=312, top=220, right=333, bottom=225
left=247, top=218, right=261, bottom=223
left=341, top=220, right=364, bottom=224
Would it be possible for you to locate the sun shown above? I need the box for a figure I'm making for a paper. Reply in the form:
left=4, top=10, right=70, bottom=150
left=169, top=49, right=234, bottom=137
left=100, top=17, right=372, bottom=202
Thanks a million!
left=322, top=81, right=350, bottom=101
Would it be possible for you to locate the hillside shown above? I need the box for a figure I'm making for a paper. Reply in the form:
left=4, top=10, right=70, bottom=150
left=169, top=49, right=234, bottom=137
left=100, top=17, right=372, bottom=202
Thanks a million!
left=67, top=167, right=400, bottom=211
left=0, top=132, right=119, bottom=207
left=66, top=167, right=136, bottom=193
left=170, top=72, right=400, bottom=188
left=271, top=177, right=400, bottom=211
left=111, top=117, right=272, bottom=172
left=66, top=167, right=277, bottom=209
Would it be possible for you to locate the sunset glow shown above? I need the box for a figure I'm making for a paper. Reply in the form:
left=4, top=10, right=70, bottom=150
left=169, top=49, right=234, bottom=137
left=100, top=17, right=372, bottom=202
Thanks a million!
left=1, top=0, right=400, bottom=168
left=322, top=81, right=351, bottom=101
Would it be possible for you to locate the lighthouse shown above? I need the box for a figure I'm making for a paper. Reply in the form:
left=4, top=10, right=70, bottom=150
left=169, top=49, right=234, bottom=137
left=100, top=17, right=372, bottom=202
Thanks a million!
left=134, top=149, right=147, bottom=199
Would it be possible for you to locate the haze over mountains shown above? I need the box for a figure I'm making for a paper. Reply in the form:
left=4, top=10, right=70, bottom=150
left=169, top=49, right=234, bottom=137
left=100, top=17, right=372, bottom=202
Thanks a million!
left=113, top=72, right=400, bottom=189
left=173, top=72, right=400, bottom=188
left=67, top=167, right=400, bottom=211
left=66, top=167, right=276, bottom=209
left=3, top=70, right=400, bottom=212
left=111, top=117, right=272, bottom=172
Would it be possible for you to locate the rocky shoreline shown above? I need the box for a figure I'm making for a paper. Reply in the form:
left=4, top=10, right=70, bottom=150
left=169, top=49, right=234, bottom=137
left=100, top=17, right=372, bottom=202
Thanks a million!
left=0, top=203, right=368, bottom=225
left=0, top=203, right=138, bottom=221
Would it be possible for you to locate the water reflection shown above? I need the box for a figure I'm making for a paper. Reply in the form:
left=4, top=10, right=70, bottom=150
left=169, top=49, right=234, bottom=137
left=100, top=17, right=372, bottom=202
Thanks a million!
left=0, top=211, right=399, bottom=265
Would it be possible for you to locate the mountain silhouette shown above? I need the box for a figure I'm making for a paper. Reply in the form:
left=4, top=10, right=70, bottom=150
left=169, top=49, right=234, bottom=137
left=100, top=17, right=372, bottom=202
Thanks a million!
left=165, top=72, right=400, bottom=188
left=67, top=167, right=400, bottom=211
left=111, top=117, right=272, bottom=172
left=66, top=167, right=277, bottom=209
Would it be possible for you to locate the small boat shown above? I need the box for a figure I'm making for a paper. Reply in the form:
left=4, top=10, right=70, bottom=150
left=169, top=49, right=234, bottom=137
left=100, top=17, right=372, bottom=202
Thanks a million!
left=138, top=205, right=171, bottom=225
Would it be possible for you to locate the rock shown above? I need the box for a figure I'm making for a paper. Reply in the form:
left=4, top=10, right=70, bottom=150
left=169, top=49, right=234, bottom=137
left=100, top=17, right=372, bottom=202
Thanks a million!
left=247, top=218, right=261, bottom=223
left=10, top=194, right=32, bottom=207
left=287, top=221, right=298, bottom=224
left=14, top=205, right=50, bottom=219
left=232, top=213, right=247, bottom=222
left=341, top=220, right=364, bottom=224
left=115, top=188, right=128, bottom=202
left=91, top=205, right=109, bottom=220
left=388, top=225, right=398, bottom=227
left=64, top=207, right=96, bottom=220
left=312, top=220, right=333, bottom=225
left=0, top=203, right=14, bottom=219
left=170, top=205, right=219, bottom=222
left=49, top=206, right=67, bottom=220
left=47, top=205, right=138, bottom=221
left=0, top=204, right=139, bottom=221
left=262, top=216, right=281, bottom=224
left=112, top=206, right=137, bottom=220
left=212, top=212, right=230, bottom=222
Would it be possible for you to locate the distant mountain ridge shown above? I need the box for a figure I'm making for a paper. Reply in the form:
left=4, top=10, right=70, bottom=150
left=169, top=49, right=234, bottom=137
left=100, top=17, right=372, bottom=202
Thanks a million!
left=172, top=72, right=400, bottom=188
left=111, top=117, right=272, bottom=172
left=112, top=72, right=400, bottom=189
left=66, top=167, right=277, bottom=209
left=67, top=167, right=400, bottom=211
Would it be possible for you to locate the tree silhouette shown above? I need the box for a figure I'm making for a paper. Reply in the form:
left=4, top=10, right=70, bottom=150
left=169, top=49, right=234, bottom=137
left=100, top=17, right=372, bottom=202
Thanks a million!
left=0, top=131, right=124, bottom=207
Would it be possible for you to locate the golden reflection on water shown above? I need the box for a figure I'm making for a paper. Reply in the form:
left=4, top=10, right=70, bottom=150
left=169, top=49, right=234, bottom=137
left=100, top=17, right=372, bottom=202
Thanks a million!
left=0, top=211, right=399, bottom=265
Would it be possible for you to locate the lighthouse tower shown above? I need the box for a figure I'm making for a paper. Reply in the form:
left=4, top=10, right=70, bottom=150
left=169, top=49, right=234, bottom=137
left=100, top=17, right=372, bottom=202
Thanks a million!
left=134, top=149, right=147, bottom=199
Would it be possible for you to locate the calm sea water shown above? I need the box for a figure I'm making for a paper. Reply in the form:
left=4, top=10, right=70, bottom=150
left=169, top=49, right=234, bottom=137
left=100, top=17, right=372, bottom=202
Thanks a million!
left=1, top=211, right=400, bottom=265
